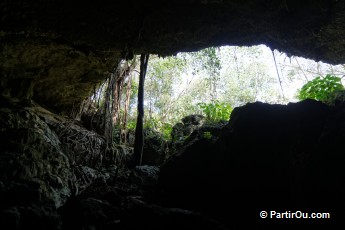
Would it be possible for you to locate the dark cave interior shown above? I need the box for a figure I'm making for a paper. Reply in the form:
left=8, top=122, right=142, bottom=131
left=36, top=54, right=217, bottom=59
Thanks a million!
left=1, top=0, right=345, bottom=229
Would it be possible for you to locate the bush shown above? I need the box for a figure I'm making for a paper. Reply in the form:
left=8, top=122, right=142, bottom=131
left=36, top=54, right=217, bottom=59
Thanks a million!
left=298, top=75, right=344, bottom=102
left=197, top=101, right=232, bottom=122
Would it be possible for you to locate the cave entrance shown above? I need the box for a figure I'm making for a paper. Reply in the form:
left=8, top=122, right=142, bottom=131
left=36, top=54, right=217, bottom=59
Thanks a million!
left=79, top=44, right=345, bottom=145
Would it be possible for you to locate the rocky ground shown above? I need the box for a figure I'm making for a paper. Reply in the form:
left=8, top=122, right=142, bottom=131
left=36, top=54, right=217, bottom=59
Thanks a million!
left=1, top=99, right=345, bottom=229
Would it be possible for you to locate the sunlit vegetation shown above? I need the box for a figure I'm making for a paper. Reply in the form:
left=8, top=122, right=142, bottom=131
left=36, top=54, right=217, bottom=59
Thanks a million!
left=197, top=101, right=232, bottom=122
left=85, top=45, right=345, bottom=140
left=298, top=75, right=344, bottom=103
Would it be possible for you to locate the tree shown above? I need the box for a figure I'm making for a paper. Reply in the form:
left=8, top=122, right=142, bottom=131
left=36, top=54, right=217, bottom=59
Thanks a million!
left=124, top=45, right=345, bottom=142
left=184, top=47, right=221, bottom=102
left=144, top=55, right=186, bottom=124
left=218, top=46, right=282, bottom=106
left=132, top=53, right=149, bottom=167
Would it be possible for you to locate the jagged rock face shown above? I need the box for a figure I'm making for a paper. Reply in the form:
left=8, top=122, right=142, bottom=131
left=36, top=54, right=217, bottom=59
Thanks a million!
left=0, top=106, right=73, bottom=208
left=0, top=104, right=114, bottom=209
left=1, top=0, right=345, bottom=113
left=171, top=114, right=205, bottom=141
left=158, top=100, right=345, bottom=228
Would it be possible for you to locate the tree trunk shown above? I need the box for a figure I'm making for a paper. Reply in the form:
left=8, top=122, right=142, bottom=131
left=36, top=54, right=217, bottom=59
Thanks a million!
left=132, top=53, right=149, bottom=167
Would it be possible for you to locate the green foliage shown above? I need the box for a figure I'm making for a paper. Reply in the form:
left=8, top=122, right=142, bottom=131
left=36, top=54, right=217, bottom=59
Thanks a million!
left=144, top=117, right=159, bottom=130
left=298, top=75, right=344, bottom=102
left=218, top=46, right=282, bottom=106
left=160, top=123, right=173, bottom=140
left=186, top=47, right=221, bottom=76
left=143, top=117, right=173, bottom=140
left=325, top=90, right=345, bottom=105
left=145, top=55, right=186, bottom=122
left=197, top=101, right=232, bottom=122
left=202, top=131, right=212, bottom=140
left=190, top=47, right=221, bottom=101
left=126, top=120, right=136, bottom=130
left=198, top=47, right=221, bottom=76
left=126, top=117, right=172, bottom=140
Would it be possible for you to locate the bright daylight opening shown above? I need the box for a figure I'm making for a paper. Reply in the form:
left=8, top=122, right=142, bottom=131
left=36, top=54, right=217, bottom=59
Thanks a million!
left=90, top=44, right=345, bottom=140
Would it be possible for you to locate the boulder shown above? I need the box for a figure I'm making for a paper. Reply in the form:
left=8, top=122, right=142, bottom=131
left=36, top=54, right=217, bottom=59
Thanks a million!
left=141, top=129, right=168, bottom=166
left=171, top=114, right=205, bottom=142
left=170, top=114, right=227, bottom=158
left=130, top=165, right=160, bottom=189
left=158, top=100, right=345, bottom=228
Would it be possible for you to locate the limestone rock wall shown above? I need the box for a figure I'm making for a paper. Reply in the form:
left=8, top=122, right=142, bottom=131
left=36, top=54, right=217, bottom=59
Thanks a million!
left=0, top=104, right=112, bottom=208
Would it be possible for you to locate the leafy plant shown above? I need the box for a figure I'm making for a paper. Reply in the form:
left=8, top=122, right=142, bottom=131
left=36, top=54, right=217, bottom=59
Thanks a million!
left=298, top=75, right=344, bottom=102
left=197, top=101, right=232, bottom=122
left=144, top=117, right=159, bottom=130
left=143, top=117, right=173, bottom=140
left=126, top=120, right=136, bottom=130
left=160, top=123, right=173, bottom=140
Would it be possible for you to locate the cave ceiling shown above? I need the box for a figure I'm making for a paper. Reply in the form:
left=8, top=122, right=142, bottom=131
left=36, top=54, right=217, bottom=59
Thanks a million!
left=1, top=0, right=344, bottom=113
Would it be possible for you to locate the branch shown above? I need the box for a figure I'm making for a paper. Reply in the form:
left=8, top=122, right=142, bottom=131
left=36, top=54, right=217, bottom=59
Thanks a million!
left=271, top=50, right=285, bottom=99
left=293, top=57, right=309, bottom=81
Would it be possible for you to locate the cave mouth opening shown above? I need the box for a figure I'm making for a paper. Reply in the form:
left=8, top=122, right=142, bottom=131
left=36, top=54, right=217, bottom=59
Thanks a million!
left=2, top=1, right=345, bottom=229
left=79, top=44, right=345, bottom=141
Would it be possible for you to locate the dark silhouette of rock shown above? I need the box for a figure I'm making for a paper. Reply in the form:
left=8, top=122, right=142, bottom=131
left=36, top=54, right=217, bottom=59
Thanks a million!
left=58, top=168, right=228, bottom=230
left=158, top=100, right=344, bottom=228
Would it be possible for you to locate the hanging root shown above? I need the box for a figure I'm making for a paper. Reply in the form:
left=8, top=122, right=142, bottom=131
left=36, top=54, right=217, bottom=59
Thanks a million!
left=111, top=143, right=133, bottom=168
left=54, top=120, right=106, bottom=168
